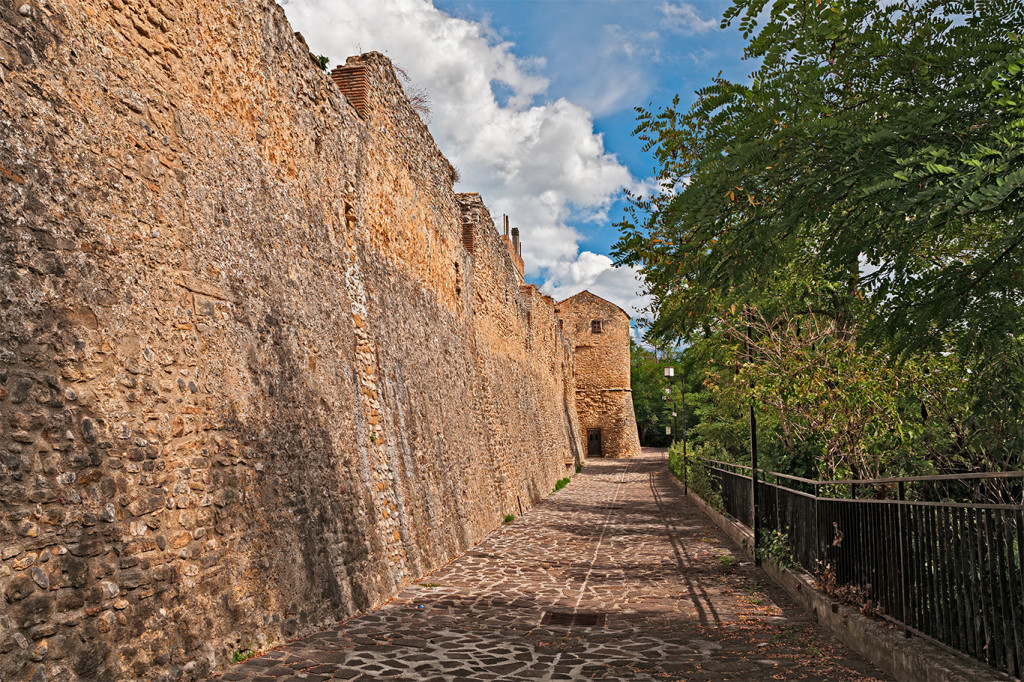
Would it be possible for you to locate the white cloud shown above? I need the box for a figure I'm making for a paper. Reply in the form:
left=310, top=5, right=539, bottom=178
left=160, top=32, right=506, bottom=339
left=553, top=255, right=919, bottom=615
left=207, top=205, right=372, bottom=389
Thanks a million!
left=281, top=0, right=643, bottom=314
left=602, top=25, right=662, bottom=60
left=660, top=2, right=718, bottom=35
left=557, top=24, right=661, bottom=117
left=542, top=252, right=651, bottom=319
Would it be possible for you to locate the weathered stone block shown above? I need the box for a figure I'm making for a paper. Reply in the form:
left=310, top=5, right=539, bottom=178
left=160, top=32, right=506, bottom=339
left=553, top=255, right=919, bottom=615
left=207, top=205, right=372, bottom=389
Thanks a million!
left=5, top=575, right=37, bottom=602
left=126, top=493, right=165, bottom=517
left=59, top=557, right=90, bottom=589
left=13, top=595, right=52, bottom=628
left=69, top=540, right=106, bottom=558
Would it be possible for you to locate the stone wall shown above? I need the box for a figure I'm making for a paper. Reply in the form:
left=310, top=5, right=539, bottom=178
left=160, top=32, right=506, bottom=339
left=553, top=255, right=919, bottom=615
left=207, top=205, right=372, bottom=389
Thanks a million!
left=555, top=291, right=642, bottom=459
left=0, top=1, right=583, bottom=680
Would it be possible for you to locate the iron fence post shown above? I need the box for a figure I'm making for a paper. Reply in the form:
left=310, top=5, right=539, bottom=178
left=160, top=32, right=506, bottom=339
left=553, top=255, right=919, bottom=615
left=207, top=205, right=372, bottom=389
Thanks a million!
left=746, top=310, right=760, bottom=566
left=750, top=403, right=759, bottom=566
left=898, top=480, right=908, bottom=625
left=682, top=380, right=688, bottom=496
left=814, top=482, right=820, bottom=567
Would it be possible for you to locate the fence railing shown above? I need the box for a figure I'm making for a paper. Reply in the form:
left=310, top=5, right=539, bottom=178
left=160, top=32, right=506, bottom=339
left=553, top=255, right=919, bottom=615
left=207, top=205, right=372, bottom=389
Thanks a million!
left=693, top=458, right=1024, bottom=679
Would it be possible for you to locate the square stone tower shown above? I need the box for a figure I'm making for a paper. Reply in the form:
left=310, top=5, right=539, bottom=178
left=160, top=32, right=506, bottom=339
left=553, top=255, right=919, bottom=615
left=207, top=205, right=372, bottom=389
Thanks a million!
left=555, top=291, right=642, bottom=458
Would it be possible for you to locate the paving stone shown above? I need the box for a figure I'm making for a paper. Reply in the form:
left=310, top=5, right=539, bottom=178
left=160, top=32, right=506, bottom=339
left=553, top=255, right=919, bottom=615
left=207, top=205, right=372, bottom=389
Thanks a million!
left=222, top=452, right=889, bottom=681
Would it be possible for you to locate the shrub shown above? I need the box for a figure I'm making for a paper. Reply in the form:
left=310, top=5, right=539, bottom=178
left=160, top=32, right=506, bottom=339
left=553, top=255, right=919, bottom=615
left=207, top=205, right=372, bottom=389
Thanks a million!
left=668, top=442, right=725, bottom=512
left=756, top=530, right=795, bottom=570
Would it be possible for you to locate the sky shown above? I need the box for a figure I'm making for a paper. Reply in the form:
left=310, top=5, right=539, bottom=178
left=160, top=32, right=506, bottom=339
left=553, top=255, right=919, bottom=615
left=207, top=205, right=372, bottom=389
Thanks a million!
left=279, top=0, right=753, bottom=326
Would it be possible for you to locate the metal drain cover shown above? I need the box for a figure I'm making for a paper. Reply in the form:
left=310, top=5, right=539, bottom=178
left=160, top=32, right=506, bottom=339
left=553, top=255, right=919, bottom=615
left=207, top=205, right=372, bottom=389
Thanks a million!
left=541, top=611, right=607, bottom=627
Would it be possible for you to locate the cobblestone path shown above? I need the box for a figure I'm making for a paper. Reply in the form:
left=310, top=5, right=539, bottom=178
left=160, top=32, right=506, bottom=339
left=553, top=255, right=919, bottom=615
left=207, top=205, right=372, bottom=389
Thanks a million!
left=218, top=452, right=888, bottom=681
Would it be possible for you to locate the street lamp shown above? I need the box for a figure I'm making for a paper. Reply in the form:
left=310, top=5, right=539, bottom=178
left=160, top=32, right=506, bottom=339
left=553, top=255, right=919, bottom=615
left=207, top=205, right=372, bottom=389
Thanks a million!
left=663, top=367, right=678, bottom=444
left=664, top=366, right=688, bottom=495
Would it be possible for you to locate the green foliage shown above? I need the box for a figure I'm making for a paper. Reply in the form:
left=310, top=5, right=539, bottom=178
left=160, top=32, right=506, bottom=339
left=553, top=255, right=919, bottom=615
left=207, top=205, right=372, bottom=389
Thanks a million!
left=717, top=554, right=739, bottom=569
left=232, top=646, right=256, bottom=664
left=756, top=530, right=796, bottom=570
left=667, top=441, right=685, bottom=479
left=316, top=54, right=330, bottom=71
left=575, top=463, right=583, bottom=474
left=677, top=330, right=799, bottom=474
left=668, top=441, right=725, bottom=512
left=630, top=341, right=703, bottom=447
left=503, top=513, right=515, bottom=524
left=554, top=477, right=570, bottom=491
left=617, top=0, right=1024, bottom=476
left=630, top=341, right=673, bottom=445
left=616, top=0, right=1024, bottom=359
left=741, top=310, right=972, bottom=479
left=674, top=309, right=976, bottom=480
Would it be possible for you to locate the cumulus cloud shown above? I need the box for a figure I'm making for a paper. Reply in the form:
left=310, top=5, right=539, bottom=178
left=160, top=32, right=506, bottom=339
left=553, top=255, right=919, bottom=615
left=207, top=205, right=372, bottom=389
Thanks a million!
left=660, top=1, right=718, bottom=35
left=542, top=252, right=651, bottom=319
left=281, top=0, right=640, bottom=302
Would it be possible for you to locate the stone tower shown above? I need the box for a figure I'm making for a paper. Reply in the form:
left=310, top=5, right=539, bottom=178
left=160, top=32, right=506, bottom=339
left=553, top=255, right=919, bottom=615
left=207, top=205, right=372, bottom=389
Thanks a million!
left=555, top=291, right=642, bottom=458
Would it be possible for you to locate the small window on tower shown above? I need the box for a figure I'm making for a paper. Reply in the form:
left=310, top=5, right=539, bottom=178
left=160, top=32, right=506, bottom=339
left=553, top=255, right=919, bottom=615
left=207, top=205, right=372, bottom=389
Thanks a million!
left=591, top=319, right=603, bottom=334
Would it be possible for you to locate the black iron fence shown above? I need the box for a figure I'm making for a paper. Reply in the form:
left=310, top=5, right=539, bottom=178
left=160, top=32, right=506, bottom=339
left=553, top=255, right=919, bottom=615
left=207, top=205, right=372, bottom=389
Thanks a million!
left=695, top=458, right=1024, bottom=678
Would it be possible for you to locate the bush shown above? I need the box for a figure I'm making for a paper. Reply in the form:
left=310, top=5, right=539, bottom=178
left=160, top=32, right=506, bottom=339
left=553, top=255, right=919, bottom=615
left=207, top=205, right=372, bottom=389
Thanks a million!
left=668, top=442, right=725, bottom=513
left=756, top=530, right=795, bottom=570
left=554, top=477, right=570, bottom=491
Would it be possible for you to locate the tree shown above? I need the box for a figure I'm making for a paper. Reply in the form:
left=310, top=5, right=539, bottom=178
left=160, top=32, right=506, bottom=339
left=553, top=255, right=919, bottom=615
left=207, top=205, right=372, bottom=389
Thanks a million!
left=630, top=341, right=670, bottom=445
left=615, top=0, right=1024, bottom=470
left=614, top=0, right=1024, bottom=358
left=631, top=341, right=705, bottom=446
left=738, top=309, right=970, bottom=480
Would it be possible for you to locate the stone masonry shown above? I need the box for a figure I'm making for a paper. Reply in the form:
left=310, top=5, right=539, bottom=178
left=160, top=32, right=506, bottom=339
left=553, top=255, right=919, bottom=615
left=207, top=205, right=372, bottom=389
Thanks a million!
left=0, top=2, right=584, bottom=680
left=556, top=291, right=642, bottom=458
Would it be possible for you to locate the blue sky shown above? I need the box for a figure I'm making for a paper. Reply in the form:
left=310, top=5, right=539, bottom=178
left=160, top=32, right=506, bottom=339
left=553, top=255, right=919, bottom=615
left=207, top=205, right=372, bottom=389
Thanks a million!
left=281, top=0, right=752, bottom=319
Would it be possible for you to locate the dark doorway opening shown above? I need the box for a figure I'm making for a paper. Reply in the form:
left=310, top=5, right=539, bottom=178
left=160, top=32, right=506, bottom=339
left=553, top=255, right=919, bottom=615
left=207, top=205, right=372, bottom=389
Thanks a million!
left=587, top=428, right=603, bottom=457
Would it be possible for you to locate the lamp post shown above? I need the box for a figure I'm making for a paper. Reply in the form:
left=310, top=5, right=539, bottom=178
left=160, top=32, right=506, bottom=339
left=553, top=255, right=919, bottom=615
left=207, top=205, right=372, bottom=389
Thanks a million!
left=664, top=366, right=687, bottom=495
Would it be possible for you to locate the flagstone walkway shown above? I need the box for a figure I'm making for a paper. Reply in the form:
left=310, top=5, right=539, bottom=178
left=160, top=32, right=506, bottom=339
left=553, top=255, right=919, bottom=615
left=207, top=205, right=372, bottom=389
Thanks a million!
left=216, top=450, right=888, bottom=681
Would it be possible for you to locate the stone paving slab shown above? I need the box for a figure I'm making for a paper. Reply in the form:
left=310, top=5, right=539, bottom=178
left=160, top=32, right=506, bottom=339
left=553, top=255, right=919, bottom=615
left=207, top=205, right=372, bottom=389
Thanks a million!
left=215, top=451, right=889, bottom=681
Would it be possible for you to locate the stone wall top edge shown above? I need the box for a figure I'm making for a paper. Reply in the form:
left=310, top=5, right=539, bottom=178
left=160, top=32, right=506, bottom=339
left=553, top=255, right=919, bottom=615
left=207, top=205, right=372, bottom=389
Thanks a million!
left=455, top=193, right=569, bottom=348
left=340, top=51, right=458, bottom=185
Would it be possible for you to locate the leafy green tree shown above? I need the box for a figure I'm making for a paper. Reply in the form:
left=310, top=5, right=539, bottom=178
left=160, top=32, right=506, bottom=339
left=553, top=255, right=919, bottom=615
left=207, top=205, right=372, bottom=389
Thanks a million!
left=630, top=341, right=705, bottom=447
left=630, top=341, right=669, bottom=445
left=739, top=309, right=970, bottom=479
left=677, top=308, right=975, bottom=481
left=615, top=0, right=1024, bottom=471
left=614, top=0, right=1024, bottom=357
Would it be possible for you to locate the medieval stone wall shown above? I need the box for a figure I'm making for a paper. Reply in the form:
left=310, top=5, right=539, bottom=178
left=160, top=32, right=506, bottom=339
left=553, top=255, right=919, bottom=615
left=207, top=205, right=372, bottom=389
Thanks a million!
left=0, top=1, right=583, bottom=680
left=555, top=292, right=642, bottom=459
left=459, top=195, right=583, bottom=511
